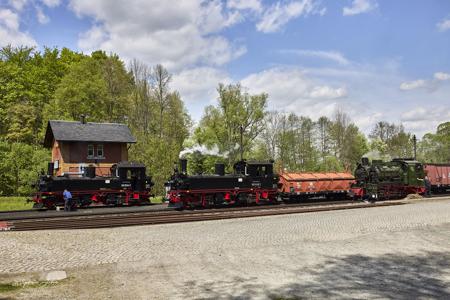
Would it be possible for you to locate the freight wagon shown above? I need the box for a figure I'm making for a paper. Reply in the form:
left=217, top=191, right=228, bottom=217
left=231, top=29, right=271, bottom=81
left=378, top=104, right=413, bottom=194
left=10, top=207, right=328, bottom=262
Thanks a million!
left=424, top=163, right=450, bottom=193
left=278, top=172, right=355, bottom=201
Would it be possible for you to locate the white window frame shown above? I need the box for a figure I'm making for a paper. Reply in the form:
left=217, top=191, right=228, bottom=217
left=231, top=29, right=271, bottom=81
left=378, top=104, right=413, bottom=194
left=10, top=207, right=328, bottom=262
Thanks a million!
left=96, top=144, right=104, bottom=159
left=87, top=144, right=94, bottom=158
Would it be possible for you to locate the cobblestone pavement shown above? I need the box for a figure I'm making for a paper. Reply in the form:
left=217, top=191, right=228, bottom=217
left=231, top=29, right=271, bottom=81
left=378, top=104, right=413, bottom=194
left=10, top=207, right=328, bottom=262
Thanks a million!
left=1, top=198, right=449, bottom=299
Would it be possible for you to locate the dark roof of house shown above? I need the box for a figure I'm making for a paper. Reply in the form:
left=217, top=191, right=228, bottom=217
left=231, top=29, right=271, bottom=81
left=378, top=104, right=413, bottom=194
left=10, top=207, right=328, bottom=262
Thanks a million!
left=44, top=120, right=136, bottom=147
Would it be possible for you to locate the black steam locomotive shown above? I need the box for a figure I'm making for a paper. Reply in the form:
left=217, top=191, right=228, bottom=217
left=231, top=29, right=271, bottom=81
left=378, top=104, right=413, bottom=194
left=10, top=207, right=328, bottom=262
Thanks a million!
left=32, top=162, right=154, bottom=209
left=165, top=159, right=279, bottom=209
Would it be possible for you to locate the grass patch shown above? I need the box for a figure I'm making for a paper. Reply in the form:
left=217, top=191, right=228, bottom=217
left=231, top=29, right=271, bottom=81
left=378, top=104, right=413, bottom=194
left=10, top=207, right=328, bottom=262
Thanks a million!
left=0, top=195, right=166, bottom=211
left=0, top=278, right=70, bottom=294
left=0, top=196, right=33, bottom=211
left=151, top=196, right=165, bottom=204
left=0, top=283, right=21, bottom=292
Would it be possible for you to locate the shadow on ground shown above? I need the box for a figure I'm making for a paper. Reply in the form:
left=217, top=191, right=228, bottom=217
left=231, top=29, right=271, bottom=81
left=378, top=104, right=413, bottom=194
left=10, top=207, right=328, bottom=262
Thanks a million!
left=182, top=251, right=450, bottom=299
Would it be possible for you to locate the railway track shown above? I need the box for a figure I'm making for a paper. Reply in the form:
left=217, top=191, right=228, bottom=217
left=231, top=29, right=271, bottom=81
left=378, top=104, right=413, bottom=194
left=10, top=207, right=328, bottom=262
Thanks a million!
left=1, top=200, right=405, bottom=231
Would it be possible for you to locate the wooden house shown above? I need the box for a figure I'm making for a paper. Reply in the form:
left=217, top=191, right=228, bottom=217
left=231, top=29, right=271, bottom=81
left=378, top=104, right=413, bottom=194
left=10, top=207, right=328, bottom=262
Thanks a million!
left=43, top=119, right=136, bottom=176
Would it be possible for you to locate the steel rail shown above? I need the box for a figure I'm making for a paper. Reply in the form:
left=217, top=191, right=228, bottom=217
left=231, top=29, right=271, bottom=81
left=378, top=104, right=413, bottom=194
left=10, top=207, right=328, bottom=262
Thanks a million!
left=1, top=200, right=360, bottom=221
left=2, top=201, right=405, bottom=231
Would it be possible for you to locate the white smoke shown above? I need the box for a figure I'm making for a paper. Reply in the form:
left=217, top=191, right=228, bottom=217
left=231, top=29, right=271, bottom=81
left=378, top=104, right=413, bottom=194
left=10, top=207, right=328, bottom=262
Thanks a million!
left=179, top=143, right=243, bottom=159
left=179, top=144, right=224, bottom=158
left=362, top=150, right=391, bottom=162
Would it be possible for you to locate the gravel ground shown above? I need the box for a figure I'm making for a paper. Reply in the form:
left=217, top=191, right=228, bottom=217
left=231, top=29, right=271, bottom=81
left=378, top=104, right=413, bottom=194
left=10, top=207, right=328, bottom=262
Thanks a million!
left=1, top=198, right=449, bottom=299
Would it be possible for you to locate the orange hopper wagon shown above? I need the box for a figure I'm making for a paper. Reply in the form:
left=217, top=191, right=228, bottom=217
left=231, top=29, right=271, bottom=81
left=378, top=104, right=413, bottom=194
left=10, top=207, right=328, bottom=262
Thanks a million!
left=278, top=172, right=355, bottom=201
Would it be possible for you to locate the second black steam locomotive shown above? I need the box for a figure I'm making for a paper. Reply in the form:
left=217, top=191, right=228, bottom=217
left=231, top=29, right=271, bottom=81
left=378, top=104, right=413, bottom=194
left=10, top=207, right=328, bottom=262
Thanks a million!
left=165, top=159, right=279, bottom=209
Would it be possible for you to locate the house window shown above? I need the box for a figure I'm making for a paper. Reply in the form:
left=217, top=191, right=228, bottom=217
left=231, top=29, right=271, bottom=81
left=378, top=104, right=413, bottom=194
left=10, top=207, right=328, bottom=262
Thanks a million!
left=87, top=144, right=94, bottom=158
left=97, top=144, right=104, bottom=158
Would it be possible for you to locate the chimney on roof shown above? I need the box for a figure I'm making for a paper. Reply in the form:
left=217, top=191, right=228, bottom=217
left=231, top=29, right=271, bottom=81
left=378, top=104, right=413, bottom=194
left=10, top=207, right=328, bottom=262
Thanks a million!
left=80, top=114, right=87, bottom=124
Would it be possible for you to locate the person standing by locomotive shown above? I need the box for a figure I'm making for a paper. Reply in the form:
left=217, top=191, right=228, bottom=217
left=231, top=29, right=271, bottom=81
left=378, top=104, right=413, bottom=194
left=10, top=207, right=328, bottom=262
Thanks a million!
left=63, top=189, right=73, bottom=211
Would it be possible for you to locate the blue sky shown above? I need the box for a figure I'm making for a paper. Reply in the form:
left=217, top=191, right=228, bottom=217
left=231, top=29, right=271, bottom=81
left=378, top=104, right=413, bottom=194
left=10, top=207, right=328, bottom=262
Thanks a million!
left=1, top=0, right=449, bottom=137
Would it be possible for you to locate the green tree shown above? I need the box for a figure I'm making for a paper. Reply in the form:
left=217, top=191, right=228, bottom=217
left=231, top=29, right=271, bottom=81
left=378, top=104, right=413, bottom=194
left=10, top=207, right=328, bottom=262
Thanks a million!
left=48, top=51, right=132, bottom=123
left=369, top=121, right=414, bottom=159
left=50, top=57, right=109, bottom=121
left=314, top=116, right=333, bottom=171
left=418, top=121, right=450, bottom=163
left=128, top=61, right=191, bottom=195
left=328, top=109, right=368, bottom=170
left=195, top=83, right=267, bottom=167
left=0, top=141, right=50, bottom=195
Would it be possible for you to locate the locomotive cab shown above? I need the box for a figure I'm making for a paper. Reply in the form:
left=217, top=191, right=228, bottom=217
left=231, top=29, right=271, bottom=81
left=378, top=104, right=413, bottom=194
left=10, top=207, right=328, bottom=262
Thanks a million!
left=111, top=162, right=153, bottom=191
left=233, top=160, right=274, bottom=177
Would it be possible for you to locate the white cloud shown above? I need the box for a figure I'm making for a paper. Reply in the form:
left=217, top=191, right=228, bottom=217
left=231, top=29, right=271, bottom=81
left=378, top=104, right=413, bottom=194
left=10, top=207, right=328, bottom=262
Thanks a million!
left=0, top=8, right=19, bottom=30
left=399, top=72, right=450, bottom=91
left=309, top=86, right=347, bottom=99
left=171, top=67, right=233, bottom=121
left=5, top=0, right=61, bottom=25
left=401, top=107, right=429, bottom=122
left=256, top=0, right=319, bottom=33
left=240, top=67, right=348, bottom=120
left=401, top=106, right=450, bottom=134
left=8, top=0, right=28, bottom=11
left=281, top=49, right=350, bottom=65
left=0, top=8, right=36, bottom=47
left=36, top=6, right=49, bottom=24
left=437, top=18, right=450, bottom=32
left=227, top=0, right=262, bottom=12
left=7, top=0, right=61, bottom=10
left=343, top=0, right=377, bottom=16
left=434, top=72, right=450, bottom=81
left=172, top=67, right=232, bottom=105
left=70, top=0, right=246, bottom=70
left=78, top=25, right=108, bottom=50
left=41, top=0, right=60, bottom=7
left=399, top=79, right=427, bottom=91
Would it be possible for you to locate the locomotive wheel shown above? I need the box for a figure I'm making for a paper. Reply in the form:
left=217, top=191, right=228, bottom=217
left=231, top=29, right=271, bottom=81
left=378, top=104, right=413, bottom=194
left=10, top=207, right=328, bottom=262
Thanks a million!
left=32, top=202, right=45, bottom=210
left=79, top=196, right=92, bottom=207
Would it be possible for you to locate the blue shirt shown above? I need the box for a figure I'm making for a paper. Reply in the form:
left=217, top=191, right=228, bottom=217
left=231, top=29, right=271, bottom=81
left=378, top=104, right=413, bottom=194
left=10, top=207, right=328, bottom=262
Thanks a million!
left=63, top=190, right=72, bottom=199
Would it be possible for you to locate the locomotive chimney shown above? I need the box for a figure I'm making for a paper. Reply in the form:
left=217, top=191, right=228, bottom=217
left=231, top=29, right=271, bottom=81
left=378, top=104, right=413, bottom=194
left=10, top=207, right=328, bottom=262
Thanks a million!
left=47, top=162, right=54, bottom=176
left=179, top=158, right=187, bottom=174
left=361, top=157, right=369, bottom=166
left=413, top=134, right=417, bottom=160
left=80, top=114, right=87, bottom=124
left=215, top=163, right=225, bottom=176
